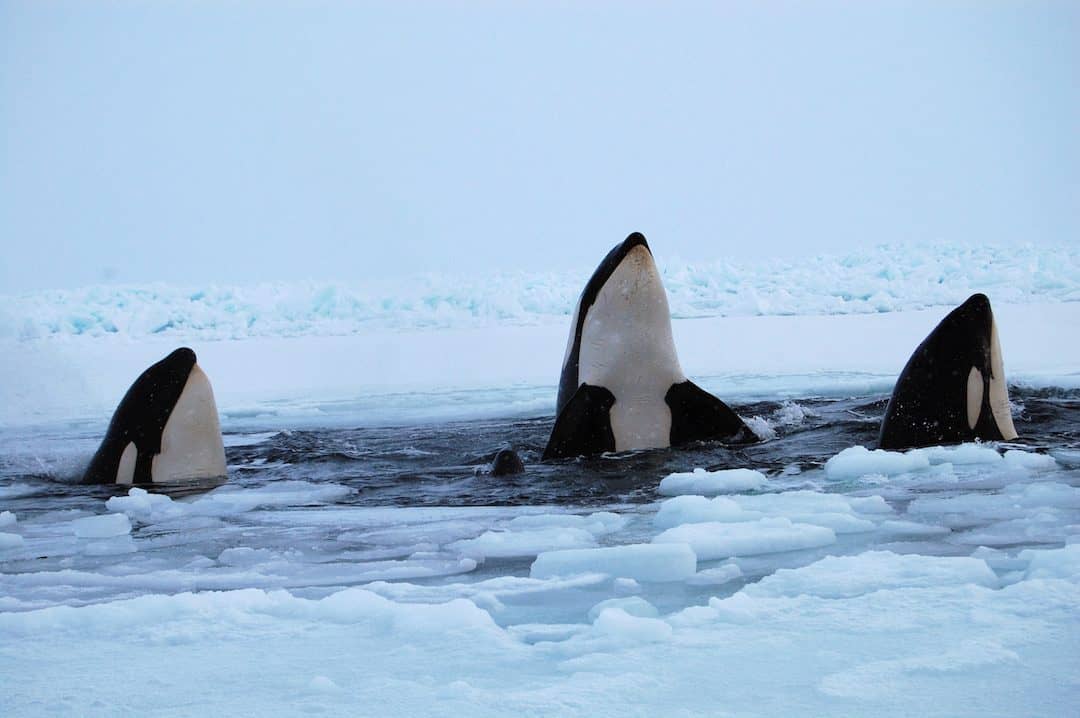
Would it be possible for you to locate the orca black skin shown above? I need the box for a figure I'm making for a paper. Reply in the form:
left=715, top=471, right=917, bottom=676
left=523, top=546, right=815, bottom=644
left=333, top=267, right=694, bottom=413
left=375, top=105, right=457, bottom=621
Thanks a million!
left=544, top=233, right=754, bottom=460
left=879, top=293, right=1018, bottom=450
left=83, top=347, right=227, bottom=486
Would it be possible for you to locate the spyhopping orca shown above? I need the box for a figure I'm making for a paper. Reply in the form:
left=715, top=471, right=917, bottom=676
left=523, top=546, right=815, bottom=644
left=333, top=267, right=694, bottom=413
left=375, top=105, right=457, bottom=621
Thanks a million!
left=879, top=293, right=1018, bottom=450
left=83, top=347, right=228, bottom=488
left=543, top=232, right=755, bottom=460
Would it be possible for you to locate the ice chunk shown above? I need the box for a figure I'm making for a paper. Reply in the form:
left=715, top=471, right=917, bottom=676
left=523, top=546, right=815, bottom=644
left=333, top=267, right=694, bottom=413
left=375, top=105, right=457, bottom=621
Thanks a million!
left=909, top=482, right=1080, bottom=521
left=0, top=532, right=24, bottom=549
left=506, top=514, right=583, bottom=530
left=530, top=543, right=697, bottom=582
left=924, top=444, right=1002, bottom=465
left=824, top=446, right=930, bottom=480
left=1021, top=544, right=1080, bottom=580
left=307, top=676, right=340, bottom=692
left=592, top=607, right=672, bottom=643
left=217, top=547, right=277, bottom=566
left=653, top=518, right=836, bottom=560
left=847, top=495, right=894, bottom=514
left=106, top=487, right=186, bottom=522
left=0, top=511, right=16, bottom=528
left=72, top=513, right=132, bottom=539
left=686, top=563, right=743, bottom=586
left=613, top=578, right=642, bottom=595
left=1003, top=450, right=1058, bottom=471
left=194, top=481, right=353, bottom=515
left=734, top=491, right=892, bottom=532
left=507, top=511, right=628, bottom=536
left=781, top=512, right=877, bottom=534
left=744, top=551, right=999, bottom=598
left=653, top=495, right=757, bottom=529
left=658, top=468, right=767, bottom=496
left=83, top=536, right=137, bottom=556
left=819, top=641, right=1021, bottom=699
left=586, top=596, right=659, bottom=622
left=449, top=528, right=597, bottom=559
left=877, top=520, right=951, bottom=538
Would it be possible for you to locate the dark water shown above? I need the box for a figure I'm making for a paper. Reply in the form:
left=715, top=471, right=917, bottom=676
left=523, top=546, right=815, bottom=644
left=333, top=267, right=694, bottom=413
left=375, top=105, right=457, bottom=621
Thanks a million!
left=2, top=388, right=1076, bottom=517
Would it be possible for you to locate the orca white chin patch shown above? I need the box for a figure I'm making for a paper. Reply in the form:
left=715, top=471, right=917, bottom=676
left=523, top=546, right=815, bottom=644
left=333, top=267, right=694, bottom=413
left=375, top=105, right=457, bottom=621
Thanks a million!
left=988, top=318, right=1018, bottom=440
left=151, top=364, right=227, bottom=483
left=578, top=244, right=685, bottom=451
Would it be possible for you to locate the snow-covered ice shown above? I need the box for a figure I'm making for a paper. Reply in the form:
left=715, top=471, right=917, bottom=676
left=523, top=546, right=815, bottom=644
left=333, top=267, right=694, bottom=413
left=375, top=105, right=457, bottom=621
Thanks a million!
left=653, top=518, right=838, bottom=560
left=531, top=544, right=698, bottom=582
left=657, top=467, right=767, bottom=496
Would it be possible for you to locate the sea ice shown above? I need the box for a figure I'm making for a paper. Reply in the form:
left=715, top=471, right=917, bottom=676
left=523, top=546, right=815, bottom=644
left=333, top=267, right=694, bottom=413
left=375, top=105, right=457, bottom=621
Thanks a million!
left=71, top=513, right=131, bottom=539
left=685, top=563, right=743, bottom=586
left=531, top=543, right=697, bottom=582
left=653, top=495, right=757, bottom=529
left=0, top=533, right=24, bottom=549
left=1021, top=544, right=1080, bottom=580
left=591, top=606, right=673, bottom=643
left=507, top=511, right=628, bottom=536
left=824, top=446, right=930, bottom=480
left=658, top=467, right=767, bottom=496
left=743, top=551, right=999, bottom=598
left=923, top=445, right=1003, bottom=465
left=586, top=596, right=659, bottom=621
left=449, top=527, right=597, bottom=559
left=1002, top=450, right=1058, bottom=471
left=653, top=518, right=836, bottom=560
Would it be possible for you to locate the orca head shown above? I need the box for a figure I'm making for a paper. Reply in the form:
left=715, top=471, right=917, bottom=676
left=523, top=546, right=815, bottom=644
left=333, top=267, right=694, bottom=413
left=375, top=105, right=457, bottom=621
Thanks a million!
left=556, top=232, right=685, bottom=450
left=148, top=355, right=227, bottom=486
left=879, top=293, right=1017, bottom=449
left=87, top=347, right=227, bottom=486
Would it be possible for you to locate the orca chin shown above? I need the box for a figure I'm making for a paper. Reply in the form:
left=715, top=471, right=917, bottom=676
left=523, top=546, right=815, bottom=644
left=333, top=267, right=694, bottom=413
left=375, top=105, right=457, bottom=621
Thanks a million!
left=879, top=293, right=1019, bottom=450
left=544, top=232, right=755, bottom=460
left=83, top=347, right=228, bottom=488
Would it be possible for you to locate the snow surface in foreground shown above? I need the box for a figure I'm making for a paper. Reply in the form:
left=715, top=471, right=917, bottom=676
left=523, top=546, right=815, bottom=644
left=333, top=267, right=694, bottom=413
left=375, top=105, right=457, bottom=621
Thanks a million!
left=1, top=443, right=1078, bottom=717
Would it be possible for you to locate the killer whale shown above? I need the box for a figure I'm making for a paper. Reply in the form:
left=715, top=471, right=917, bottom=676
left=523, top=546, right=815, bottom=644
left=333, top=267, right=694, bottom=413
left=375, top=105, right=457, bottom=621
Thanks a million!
left=543, top=232, right=754, bottom=460
left=83, top=347, right=228, bottom=487
left=879, top=293, right=1018, bottom=450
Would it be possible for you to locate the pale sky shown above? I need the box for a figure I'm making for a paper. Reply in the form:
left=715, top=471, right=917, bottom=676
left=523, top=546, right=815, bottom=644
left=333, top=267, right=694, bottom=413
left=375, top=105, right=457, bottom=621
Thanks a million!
left=2, top=1, right=1077, bottom=292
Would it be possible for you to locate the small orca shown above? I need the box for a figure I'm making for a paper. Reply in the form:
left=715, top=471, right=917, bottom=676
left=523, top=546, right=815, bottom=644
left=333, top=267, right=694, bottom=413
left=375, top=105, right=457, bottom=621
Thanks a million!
left=83, top=347, right=228, bottom=487
left=879, top=293, right=1018, bottom=450
left=490, top=448, right=525, bottom=476
left=543, top=232, right=754, bottom=460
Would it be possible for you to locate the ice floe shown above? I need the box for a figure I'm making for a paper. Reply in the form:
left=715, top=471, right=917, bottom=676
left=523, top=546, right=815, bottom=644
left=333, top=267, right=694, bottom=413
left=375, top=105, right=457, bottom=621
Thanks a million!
left=658, top=467, right=767, bottom=496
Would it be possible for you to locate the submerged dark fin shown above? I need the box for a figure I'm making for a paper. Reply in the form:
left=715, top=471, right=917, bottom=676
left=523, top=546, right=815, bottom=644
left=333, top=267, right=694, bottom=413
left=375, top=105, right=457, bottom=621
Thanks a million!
left=542, top=384, right=617, bottom=460
left=666, top=381, right=757, bottom=445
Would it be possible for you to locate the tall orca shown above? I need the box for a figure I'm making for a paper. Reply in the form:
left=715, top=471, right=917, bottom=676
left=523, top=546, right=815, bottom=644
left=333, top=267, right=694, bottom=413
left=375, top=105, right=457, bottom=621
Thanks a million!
left=83, top=347, right=228, bottom=487
left=543, top=232, right=754, bottom=460
left=879, top=293, right=1018, bottom=450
